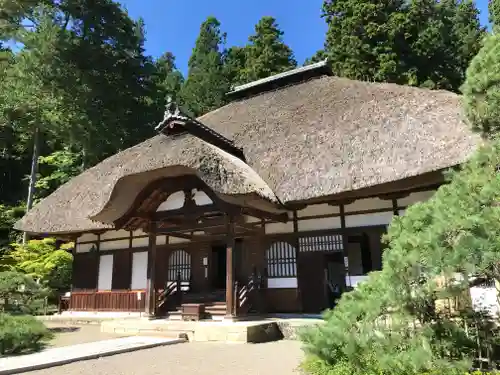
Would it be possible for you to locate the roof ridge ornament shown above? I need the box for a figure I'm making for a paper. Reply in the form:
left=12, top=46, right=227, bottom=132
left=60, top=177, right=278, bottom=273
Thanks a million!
left=155, top=96, right=189, bottom=132
left=155, top=97, right=247, bottom=162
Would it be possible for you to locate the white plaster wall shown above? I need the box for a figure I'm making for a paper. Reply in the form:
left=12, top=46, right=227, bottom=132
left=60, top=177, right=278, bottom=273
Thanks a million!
left=244, top=215, right=261, bottom=224
left=100, top=230, right=129, bottom=240
left=157, top=191, right=185, bottom=211
left=132, top=236, right=149, bottom=248
left=345, top=212, right=394, bottom=228
left=297, top=204, right=340, bottom=217
left=76, top=232, right=99, bottom=253
left=265, top=221, right=294, bottom=234
left=76, top=242, right=94, bottom=253
left=398, top=190, right=436, bottom=206
left=193, top=189, right=212, bottom=206
left=131, top=252, right=148, bottom=290
left=470, top=287, right=500, bottom=316
left=97, top=255, right=113, bottom=290
left=268, top=278, right=298, bottom=289
left=344, top=198, right=392, bottom=212
left=398, top=209, right=406, bottom=216
left=157, top=235, right=167, bottom=245
left=169, top=236, right=190, bottom=244
left=100, top=239, right=129, bottom=251
left=298, top=216, right=341, bottom=231
left=79, top=233, right=98, bottom=242
left=346, top=275, right=369, bottom=288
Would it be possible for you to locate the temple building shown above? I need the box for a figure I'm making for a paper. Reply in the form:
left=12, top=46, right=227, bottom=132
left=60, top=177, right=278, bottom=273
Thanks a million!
left=15, top=61, right=480, bottom=320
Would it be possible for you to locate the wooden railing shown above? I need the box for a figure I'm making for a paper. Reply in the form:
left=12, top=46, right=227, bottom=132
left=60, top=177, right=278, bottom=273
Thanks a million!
left=156, top=272, right=191, bottom=314
left=70, top=290, right=146, bottom=311
left=234, top=267, right=267, bottom=316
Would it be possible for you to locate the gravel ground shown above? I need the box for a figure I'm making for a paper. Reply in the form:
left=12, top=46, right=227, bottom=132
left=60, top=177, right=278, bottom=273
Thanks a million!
left=45, top=323, right=125, bottom=348
left=27, top=340, right=304, bottom=375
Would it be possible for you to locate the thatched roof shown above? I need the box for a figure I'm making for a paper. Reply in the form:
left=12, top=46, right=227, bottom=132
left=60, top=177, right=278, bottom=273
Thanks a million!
left=202, top=76, right=480, bottom=202
left=16, top=75, right=480, bottom=234
left=16, top=134, right=279, bottom=234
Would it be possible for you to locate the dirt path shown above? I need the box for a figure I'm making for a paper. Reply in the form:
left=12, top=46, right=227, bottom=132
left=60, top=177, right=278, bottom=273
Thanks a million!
left=45, top=323, right=125, bottom=348
left=28, top=340, right=304, bottom=375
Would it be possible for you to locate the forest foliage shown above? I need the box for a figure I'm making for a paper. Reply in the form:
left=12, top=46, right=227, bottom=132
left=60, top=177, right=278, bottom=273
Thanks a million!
left=0, top=0, right=487, bottom=291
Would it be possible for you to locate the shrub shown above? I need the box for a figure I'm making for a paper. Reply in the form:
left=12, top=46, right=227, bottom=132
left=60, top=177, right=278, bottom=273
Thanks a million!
left=6, top=238, right=73, bottom=292
left=0, top=314, right=52, bottom=354
left=0, top=271, right=47, bottom=314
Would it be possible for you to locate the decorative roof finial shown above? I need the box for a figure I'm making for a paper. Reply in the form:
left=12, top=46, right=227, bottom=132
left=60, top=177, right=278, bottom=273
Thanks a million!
left=155, top=96, right=189, bottom=132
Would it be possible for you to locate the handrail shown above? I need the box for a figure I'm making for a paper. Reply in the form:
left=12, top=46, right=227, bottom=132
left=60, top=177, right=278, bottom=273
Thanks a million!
left=157, top=272, right=189, bottom=310
left=234, top=267, right=265, bottom=316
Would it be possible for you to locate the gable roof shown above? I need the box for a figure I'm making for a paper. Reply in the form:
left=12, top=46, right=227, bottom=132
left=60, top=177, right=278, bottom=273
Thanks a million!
left=15, top=75, right=480, bottom=234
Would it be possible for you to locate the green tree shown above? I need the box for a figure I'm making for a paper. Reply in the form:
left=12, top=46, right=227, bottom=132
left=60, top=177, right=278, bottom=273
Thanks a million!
left=489, top=0, right=500, bottom=27
left=461, top=31, right=500, bottom=137
left=224, top=46, right=247, bottom=88
left=6, top=238, right=73, bottom=292
left=236, top=16, right=297, bottom=85
left=0, top=271, right=47, bottom=314
left=0, top=206, right=25, bottom=256
left=321, top=0, right=484, bottom=91
left=0, top=9, right=75, bottom=238
left=322, top=0, right=406, bottom=82
left=179, top=16, right=229, bottom=116
left=304, top=50, right=327, bottom=66
left=36, top=148, right=82, bottom=197
left=153, top=52, right=184, bottom=103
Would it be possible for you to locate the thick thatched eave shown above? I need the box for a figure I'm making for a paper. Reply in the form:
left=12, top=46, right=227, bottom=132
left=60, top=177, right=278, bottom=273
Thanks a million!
left=15, top=134, right=279, bottom=234
left=201, top=75, right=480, bottom=203
left=15, top=75, right=481, bottom=235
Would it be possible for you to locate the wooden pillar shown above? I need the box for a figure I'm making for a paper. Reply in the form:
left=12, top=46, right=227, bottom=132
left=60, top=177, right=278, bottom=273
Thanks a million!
left=392, top=198, right=399, bottom=216
left=225, top=216, right=235, bottom=318
left=339, top=204, right=350, bottom=289
left=145, top=222, right=157, bottom=317
left=293, top=210, right=303, bottom=313
left=93, top=234, right=101, bottom=310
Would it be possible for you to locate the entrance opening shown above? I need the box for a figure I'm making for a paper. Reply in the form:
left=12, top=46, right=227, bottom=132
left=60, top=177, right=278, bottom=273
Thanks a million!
left=211, top=244, right=226, bottom=289
left=324, top=252, right=345, bottom=308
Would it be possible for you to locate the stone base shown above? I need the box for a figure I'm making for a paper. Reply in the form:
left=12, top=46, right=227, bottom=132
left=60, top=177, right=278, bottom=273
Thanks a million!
left=101, top=319, right=285, bottom=343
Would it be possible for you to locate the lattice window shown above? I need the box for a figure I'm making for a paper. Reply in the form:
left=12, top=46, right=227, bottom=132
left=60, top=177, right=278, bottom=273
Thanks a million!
left=299, top=234, right=343, bottom=253
left=266, top=242, right=297, bottom=278
left=167, top=250, right=191, bottom=281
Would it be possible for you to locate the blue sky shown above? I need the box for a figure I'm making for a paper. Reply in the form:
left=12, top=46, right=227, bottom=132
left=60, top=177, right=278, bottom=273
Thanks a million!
left=120, top=0, right=491, bottom=75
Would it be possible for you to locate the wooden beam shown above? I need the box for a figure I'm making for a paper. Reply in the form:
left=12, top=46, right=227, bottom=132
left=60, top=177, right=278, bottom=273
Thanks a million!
left=242, top=207, right=288, bottom=223
left=145, top=222, right=157, bottom=317
left=328, top=199, right=356, bottom=206
left=169, top=233, right=192, bottom=240
left=151, top=204, right=220, bottom=222
left=296, top=170, right=446, bottom=206
left=156, top=218, right=226, bottom=235
left=226, top=216, right=235, bottom=318
left=234, top=221, right=262, bottom=233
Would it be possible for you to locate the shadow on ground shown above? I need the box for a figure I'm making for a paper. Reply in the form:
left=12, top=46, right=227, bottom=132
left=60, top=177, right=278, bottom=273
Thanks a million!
left=48, top=326, right=81, bottom=333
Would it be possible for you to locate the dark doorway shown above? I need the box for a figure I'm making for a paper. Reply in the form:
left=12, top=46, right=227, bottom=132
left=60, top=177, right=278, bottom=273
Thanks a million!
left=324, top=252, right=345, bottom=308
left=212, top=245, right=226, bottom=289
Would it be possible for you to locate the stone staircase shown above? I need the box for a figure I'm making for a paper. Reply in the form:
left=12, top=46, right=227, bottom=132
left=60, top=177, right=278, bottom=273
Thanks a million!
left=165, top=290, right=227, bottom=320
